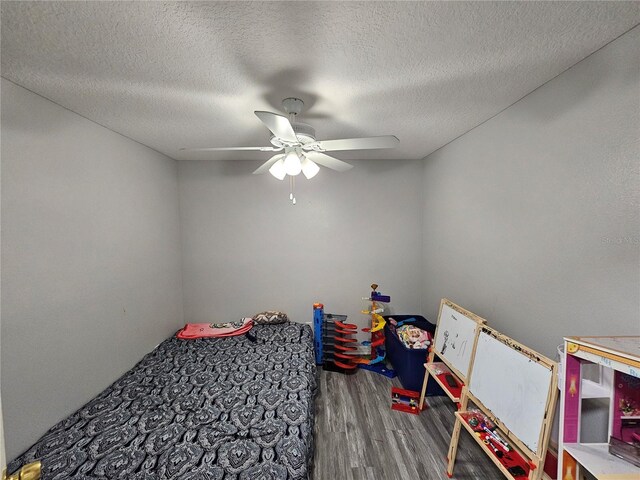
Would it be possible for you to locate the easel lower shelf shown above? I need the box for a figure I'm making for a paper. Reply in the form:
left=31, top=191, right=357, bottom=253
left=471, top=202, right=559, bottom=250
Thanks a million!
left=563, top=443, right=640, bottom=478
left=454, top=411, right=532, bottom=480
left=425, top=362, right=463, bottom=402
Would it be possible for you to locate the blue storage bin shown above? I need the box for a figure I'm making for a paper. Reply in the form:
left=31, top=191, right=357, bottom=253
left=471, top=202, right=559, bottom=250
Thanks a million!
left=384, top=315, right=445, bottom=396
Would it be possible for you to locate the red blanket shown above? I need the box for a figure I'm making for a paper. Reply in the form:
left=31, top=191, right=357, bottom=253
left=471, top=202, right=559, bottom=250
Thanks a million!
left=177, top=318, right=253, bottom=339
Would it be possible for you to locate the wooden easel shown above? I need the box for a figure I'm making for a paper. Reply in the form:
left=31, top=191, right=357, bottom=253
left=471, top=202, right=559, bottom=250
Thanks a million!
left=418, top=299, right=486, bottom=409
left=447, top=326, right=558, bottom=480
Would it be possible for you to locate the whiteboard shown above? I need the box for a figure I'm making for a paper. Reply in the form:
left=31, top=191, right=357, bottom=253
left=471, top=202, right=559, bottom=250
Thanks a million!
left=434, top=303, right=479, bottom=380
left=469, top=330, right=553, bottom=454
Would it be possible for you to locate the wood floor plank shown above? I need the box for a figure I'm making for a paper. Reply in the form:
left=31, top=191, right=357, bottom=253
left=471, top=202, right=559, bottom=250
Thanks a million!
left=313, top=367, right=503, bottom=479
left=350, top=466, right=377, bottom=480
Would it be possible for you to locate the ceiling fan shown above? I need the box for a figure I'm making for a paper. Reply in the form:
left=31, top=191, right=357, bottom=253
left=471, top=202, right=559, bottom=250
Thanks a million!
left=181, top=98, right=399, bottom=182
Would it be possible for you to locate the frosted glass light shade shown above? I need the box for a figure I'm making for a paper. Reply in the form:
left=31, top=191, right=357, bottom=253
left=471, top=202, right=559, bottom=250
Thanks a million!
left=269, top=159, right=287, bottom=180
left=301, top=157, right=320, bottom=179
left=283, top=151, right=302, bottom=176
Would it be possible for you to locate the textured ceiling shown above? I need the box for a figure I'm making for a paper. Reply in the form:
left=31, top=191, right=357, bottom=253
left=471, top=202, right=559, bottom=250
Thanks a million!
left=2, top=1, right=639, bottom=161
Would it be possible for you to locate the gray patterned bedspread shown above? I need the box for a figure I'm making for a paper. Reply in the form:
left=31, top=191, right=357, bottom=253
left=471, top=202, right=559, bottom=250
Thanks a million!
left=8, top=323, right=317, bottom=479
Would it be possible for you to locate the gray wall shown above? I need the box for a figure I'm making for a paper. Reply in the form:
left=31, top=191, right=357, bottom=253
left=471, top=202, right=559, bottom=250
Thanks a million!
left=421, top=27, right=640, bottom=359
left=1, top=79, right=184, bottom=460
left=0, top=130, right=4, bottom=469
left=2, top=21, right=638, bottom=464
left=178, top=159, right=424, bottom=339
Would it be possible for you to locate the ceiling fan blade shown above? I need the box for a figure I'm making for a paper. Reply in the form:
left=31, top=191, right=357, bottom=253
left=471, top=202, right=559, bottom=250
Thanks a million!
left=252, top=154, right=285, bottom=175
left=180, top=146, right=281, bottom=152
left=305, top=151, right=353, bottom=172
left=305, top=135, right=399, bottom=152
left=254, top=111, right=298, bottom=143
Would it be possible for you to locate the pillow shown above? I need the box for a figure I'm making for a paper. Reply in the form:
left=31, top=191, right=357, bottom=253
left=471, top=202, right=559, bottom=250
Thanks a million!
left=253, top=311, right=289, bottom=325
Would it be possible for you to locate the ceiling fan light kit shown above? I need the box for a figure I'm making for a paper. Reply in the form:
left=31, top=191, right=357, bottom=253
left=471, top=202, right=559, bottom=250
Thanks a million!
left=181, top=97, right=399, bottom=204
left=300, top=156, right=320, bottom=180
left=268, top=156, right=287, bottom=180
left=283, top=150, right=303, bottom=176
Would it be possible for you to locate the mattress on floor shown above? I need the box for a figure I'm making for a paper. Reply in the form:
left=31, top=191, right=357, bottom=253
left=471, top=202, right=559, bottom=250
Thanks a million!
left=8, top=323, right=317, bottom=480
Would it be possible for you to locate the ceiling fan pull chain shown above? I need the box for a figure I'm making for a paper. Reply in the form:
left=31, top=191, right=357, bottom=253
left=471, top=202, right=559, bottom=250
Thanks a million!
left=291, top=176, right=296, bottom=205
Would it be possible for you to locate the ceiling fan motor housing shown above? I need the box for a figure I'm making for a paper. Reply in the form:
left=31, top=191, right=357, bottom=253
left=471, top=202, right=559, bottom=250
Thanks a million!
left=291, top=122, right=316, bottom=144
left=270, top=122, right=316, bottom=147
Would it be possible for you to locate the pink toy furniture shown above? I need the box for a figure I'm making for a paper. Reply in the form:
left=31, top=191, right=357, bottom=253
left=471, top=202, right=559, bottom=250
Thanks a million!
left=558, top=336, right=640, bottom=480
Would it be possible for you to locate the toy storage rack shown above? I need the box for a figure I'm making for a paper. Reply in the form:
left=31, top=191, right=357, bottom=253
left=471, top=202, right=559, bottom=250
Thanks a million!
left=317, top=311, right=359, bottom=372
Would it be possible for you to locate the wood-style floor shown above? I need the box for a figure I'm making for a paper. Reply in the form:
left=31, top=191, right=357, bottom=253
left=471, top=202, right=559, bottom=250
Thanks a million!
left=313, top=367, right=503, bottom=480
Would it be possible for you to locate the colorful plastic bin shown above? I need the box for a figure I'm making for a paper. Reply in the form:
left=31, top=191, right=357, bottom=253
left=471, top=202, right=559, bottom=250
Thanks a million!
left=384, top=315, right=445, bottom=396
